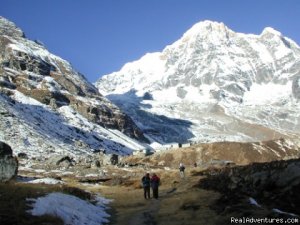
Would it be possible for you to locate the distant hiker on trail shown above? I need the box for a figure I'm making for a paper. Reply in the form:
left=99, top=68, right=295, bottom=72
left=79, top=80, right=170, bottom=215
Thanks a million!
left=179, top=163, right=185, bottom=178
left=151, top=173, right=160, bottom=199
left=141, top=173, right=151, bottom=199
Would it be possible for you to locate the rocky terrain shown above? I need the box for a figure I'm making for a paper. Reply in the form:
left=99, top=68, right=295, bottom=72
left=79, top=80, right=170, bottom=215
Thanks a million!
left=0, top=16, right=148, bottom=158
left=197, top=158, right=300, bottom=223
left=96, top=20, right=300, bottom=144
left=1, top=141, right=298, bottom=225
left=11, top=138, right=299, bottom=182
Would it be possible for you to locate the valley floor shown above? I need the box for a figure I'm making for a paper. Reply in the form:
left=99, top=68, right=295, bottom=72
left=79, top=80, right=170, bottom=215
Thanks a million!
left=2, top=158, right=300, bottom=225
left=74, top=165, right=300, bottom=225
left=98, top=169, right=221, bottom=225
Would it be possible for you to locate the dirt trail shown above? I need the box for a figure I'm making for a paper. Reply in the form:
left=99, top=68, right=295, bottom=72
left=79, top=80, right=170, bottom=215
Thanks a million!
left=97, top=169, right=221, bottom=225
left=127, top=184, right=180, bottom=225
left=128, top=198, right=160, bottom=225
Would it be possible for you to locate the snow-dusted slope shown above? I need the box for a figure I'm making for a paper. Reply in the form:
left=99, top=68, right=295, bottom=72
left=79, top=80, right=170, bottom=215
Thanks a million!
left=0, top=16, right=147, bottom=157
left=96, top=20, right=300, bottom=144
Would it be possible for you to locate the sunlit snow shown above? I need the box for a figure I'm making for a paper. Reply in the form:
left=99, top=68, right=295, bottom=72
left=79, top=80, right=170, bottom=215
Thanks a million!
left=243, top=83, right=292, bottom=105
left=27, top=192, right=111, bottom=225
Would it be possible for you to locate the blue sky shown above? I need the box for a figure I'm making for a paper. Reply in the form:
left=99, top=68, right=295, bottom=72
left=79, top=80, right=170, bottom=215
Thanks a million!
left=1, top=0, right=299, bottom=82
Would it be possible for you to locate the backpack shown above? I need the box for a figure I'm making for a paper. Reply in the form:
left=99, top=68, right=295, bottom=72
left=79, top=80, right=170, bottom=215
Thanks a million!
left=179, top=166, right=185, bottom=172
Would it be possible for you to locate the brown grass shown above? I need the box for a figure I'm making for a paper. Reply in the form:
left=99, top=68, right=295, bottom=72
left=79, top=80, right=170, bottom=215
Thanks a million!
left=95, top=168, right=222, bottom=225
left=157, top=187, right=221, bottom=225
left=0, top=181, right=92, bottom=225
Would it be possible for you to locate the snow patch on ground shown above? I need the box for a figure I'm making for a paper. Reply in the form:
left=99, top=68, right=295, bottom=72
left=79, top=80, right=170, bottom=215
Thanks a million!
left=272, top=208, right=298, bottom=217
left=249, top=197, right=261, bottom=207
left=27, top=192, right=111, bottom=225
left=27, top=178, right=65, bottom=185
left=34, top=169, right=46, bottom=173
left=85, top=173, right=100, bottom=177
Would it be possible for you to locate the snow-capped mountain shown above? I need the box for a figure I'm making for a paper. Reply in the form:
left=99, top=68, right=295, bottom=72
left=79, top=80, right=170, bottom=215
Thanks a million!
left=0, top=16, right=148, bottom=157
left=96, top=20, right=300, bottom=144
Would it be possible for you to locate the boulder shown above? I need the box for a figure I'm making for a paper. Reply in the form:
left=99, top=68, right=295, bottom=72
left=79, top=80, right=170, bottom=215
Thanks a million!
left=0, top=141, right=18, bottom=182
left=99, top=152, right=119, bottom=166
left=91, top=160, right=101, bottom=168
left=0, top=141, right=13, bottom=156
left=110, top=154, right=119, bottom=165
left=17, top=152, right=28, bottom=159
left=46, top=155, right=73, bottom=168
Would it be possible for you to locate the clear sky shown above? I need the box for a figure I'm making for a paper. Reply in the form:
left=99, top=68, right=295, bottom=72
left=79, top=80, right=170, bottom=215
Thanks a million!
left=1, top=0, right=299, bottom=82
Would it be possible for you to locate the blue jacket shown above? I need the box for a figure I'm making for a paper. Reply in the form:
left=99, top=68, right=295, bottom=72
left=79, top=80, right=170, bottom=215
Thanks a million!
left=142, top=176, right=150, bottom=187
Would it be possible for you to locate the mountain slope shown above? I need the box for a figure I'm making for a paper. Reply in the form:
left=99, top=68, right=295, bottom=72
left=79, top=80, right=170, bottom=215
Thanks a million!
left=96, top=20, right=300, bottom=144
left=0, top=16, right=147, bottom=157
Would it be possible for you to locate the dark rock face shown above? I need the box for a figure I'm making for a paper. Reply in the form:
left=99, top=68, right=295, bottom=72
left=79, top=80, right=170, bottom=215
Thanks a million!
left=198, top=158, right=300, bottom=216
left=4, top=49, right=55, bottom=76
left=70, top=97, right=147, bottom=141
left=0, top=141, right=18, bottom=182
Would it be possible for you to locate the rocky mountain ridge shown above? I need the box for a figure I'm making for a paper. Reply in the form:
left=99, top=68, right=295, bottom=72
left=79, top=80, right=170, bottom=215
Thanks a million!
left=0, top=16, right=148, bottom=157
left=96, top=20, right=300, bottom=144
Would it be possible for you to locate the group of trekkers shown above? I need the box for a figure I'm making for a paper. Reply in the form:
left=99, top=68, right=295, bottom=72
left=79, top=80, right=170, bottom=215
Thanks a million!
left=141, top=163, right=188, bottom=199
left=141, top=173, right=160, bottom=199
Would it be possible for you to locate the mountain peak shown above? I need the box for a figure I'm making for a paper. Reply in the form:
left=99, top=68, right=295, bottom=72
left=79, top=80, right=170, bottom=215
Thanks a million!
left=0, top=16, right=24, bottom=38
left=96, top=20, right=300, bottom=144
left=261, top=27, right=282, bottom=37
left=183, top=20, right=230, bottom=38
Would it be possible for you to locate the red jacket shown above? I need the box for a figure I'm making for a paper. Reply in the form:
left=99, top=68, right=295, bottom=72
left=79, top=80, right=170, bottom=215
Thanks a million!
left=151, top=175, right=160, bottom=187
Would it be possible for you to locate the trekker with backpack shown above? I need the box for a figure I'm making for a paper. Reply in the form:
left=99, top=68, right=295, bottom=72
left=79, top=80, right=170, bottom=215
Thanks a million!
left=179, top=163, right=185, bottom=178
left=141, top=173, right=151, bottom=199
left=151, top=173, right=160, bottom=199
